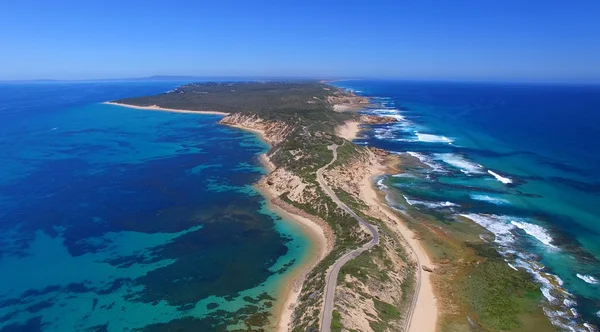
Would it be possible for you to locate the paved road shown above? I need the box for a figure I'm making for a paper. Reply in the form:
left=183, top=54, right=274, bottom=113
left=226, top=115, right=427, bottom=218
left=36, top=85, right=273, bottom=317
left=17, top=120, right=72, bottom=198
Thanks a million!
left=317, top=144, right=380, bottom=332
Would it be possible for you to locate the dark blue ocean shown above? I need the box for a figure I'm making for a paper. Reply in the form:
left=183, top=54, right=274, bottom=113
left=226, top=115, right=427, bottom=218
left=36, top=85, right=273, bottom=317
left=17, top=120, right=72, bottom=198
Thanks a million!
left=0, top=82, right=311, bottom=331
left=333, top=80, right=600, bottom=331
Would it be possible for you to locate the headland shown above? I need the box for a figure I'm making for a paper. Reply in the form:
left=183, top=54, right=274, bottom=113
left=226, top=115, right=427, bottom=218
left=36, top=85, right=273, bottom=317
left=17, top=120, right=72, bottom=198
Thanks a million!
left=108, top=81, right=437, bottom=331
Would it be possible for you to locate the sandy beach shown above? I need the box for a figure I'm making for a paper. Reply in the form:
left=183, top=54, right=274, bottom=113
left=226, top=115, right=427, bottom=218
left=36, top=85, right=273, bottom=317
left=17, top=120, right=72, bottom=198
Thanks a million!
left=256, top=183, right=328, bottom=332
left=362, top=173, right=438, bottom=332
left=339, top=119, right=439, bottom=332
left=223, top=123, right=330, bottom=332
left=104, top=102, right=230, bottom=116
left=110, top=100, right=330, bottom=331
left=336, top=120, right=361, bottom=141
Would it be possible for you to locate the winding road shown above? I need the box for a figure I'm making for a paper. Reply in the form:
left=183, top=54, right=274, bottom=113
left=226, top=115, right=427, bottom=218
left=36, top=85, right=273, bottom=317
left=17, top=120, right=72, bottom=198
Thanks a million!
left=317, top=144, right=422, bottom=332
left=317, top=144, right=380, bottom=332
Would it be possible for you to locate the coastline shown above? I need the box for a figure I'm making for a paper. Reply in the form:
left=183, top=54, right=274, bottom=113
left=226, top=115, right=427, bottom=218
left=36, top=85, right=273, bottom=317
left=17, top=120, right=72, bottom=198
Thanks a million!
left=104, top=101, right=230, bottom=115
left=224, top=124, right=330, bottom=332
left=109, top=99, right=329, bottom=331
left=256, top=183, right=328, bottom=332
left=339, top=115, right=439, bottom=332
left=109, top=94, right=437, bottom=331
left=364, top=174, right=439, bottom=332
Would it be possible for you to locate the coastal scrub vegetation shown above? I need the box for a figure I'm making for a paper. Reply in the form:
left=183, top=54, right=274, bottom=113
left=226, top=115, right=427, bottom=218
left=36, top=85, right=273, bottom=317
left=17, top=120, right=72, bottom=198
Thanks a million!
left=113, top=81, right=553, bottom=332
left=114, top=81, right=353, bottom=132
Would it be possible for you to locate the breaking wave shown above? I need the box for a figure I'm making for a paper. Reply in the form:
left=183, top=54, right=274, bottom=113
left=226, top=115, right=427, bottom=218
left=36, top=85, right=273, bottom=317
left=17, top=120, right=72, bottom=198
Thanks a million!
left=414, top=131, right=453, bottom=144
left=405, top=151, right=446, bottom=172
left=403, top=195, right=458, bottom=209
left=488, top=170, right=513, bottom=184
left=511, top=220, right=556, bottom=248
left=434, top=153, right=484, bottom=174
left=470, top=194, right=510, bottom=205
left=577, top=274, right=599, bottom=284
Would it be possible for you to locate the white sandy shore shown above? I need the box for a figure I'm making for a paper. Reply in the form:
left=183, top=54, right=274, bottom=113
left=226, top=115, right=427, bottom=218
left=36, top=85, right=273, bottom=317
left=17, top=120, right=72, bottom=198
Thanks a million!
left=222, top=124, right=329, bottom=332
left=114, top=102, right=328, bottom=331
left=335, top=120, right=361, bottom=141
left=104, top=101, right=230, bottom=115
left=361, top=161, right=439, bottom=332
left=257, top=184, right=328, bottom=332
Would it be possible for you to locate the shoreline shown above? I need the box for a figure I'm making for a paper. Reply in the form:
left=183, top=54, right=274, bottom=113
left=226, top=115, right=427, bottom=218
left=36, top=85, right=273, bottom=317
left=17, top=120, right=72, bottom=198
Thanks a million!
left=255, top=183, right=328, bottom=332
left=365, top=175, right=439, bottom=332
left=109, top=98, right=328, bottom=331
left=223, top=123, right=330, bottom=332
left=104, top=101, right=230, bottom=115
left=359, top=139, right=439, bottom=331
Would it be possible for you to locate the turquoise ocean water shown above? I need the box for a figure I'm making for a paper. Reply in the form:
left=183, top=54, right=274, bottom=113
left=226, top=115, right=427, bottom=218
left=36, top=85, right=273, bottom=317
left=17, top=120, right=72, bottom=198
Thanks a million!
left=333, top=80, right=600, bottom=331
left=0, top=82, right=310, bottom=331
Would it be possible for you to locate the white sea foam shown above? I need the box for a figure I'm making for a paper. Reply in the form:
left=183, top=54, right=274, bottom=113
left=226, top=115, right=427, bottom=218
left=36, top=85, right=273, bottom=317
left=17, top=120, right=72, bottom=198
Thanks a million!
left=487, top=170, right=513, bottom=184
left=434, top=153, right=484, bottom=174
left=470, top=194, right=510, bottom=205
left=571, top=308, right=578, bottom=318
left=577, top=274, right=599, bottom=284
left=370, top=108, right=406, bottom=121
left=376, top=178, right=388, bottom=190
left=391, top=173, right=416, bottom=178
left=405, top=151, right=446, bottom=172
left=456, top=198, right=580, bottom=328
left=541, top=287, right=557, bottom=303
left=403, top=195, right=458, bottom=209
left=511, top=220, right=556, bottom=248
left=459, top=214, right=516, bottom=246
left=414, top=131, right=453, bottom=144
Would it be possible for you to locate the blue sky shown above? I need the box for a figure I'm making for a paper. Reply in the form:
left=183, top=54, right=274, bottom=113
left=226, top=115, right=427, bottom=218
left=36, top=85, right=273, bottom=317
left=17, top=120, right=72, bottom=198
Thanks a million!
left=1, top=0, right=599, bottom=82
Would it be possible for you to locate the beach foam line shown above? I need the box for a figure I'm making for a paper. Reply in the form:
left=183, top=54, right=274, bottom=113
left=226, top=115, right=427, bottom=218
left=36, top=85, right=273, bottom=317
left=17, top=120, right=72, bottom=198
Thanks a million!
left=459, top=214, right=516, bottom=246
left=487, top=170, right=513, bottom=184
left=414, top=131, right=453, bottom=144
left=369, top=108, right=407, bottom=121
left=511, top=220, right=556, bottom=248
left=434, top=153, right=484, bottom=174
left=470, top=194, right=510, bottom=205
left=577, top=274, right=599, bottom=284
left=403, top=195, right=458, bottom=209
left=376, top=178, right=388, bottom=190
left=405, top=151, right=446, bottom=172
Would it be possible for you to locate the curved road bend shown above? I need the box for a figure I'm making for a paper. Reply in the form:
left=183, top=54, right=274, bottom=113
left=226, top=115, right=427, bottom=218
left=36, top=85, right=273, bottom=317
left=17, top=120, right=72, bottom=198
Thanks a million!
left=317, top=144, right=423, bottom=332
left=317, top=144, right=380, bottom=332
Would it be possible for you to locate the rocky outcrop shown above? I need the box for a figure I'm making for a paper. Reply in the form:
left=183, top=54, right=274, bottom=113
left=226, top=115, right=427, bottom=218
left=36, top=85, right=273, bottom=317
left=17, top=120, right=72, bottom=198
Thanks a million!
left=218, top=113, right=293, bottom=146
left=327, top=90, right=370, bottom=112
left=263, top=168, right=316, bottom=204
left=360, top=115, right=398, bottom=124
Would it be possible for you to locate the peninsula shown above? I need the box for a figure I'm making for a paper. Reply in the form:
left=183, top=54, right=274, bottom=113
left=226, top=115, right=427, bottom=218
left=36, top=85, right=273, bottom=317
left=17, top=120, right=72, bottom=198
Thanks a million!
left=108, top=81, right=552, bottom=332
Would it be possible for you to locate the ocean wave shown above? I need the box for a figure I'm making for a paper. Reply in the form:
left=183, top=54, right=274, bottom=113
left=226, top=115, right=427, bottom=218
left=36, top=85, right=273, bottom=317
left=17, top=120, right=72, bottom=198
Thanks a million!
left=376, top=178, right=388, bottom=190
left=460, top=213, right=584, bottom=329
left=470, top=194, right=510, bottom=205
left=414, top=131, right=453, bottom=144
left=391, top=173, right=417, bottom=178
left=404, top=195, right=458, bottom=209
left=487, top=170, right=513, bottom=184
left=434, top=153, right=484, bottom=174
left=459, top=214, right=516, bottom=246
left=369, top=108, right=406, bottom=121
left=405, top=151, right=446, bottom=172
left=577, top=274, right=598, bottom=284
left=511, top=220, right=556, bottom=248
